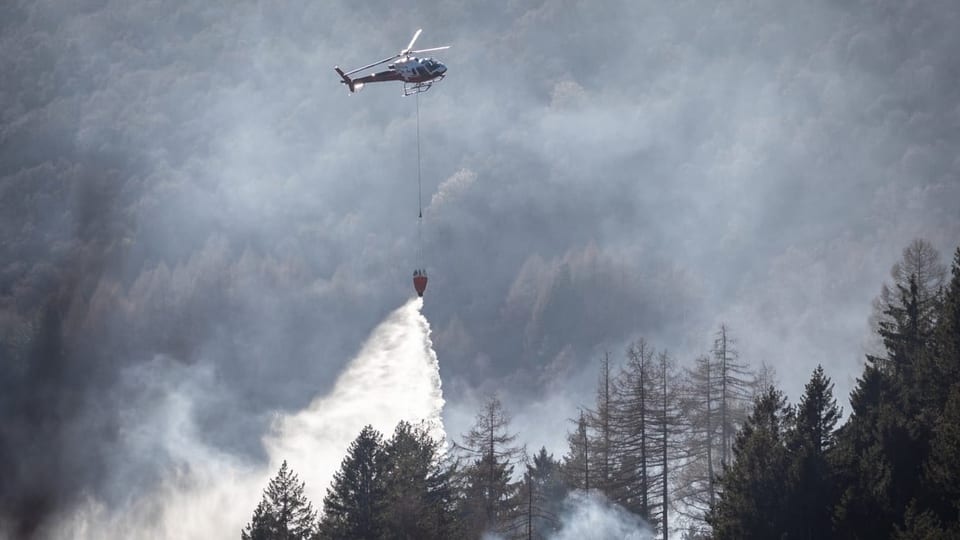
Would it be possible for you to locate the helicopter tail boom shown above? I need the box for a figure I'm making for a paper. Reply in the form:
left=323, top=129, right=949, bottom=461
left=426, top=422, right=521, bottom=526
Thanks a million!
left=334, top=66, right=356, bottom=93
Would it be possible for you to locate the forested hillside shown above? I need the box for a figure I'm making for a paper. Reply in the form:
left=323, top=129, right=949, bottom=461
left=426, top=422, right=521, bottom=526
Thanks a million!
left=240, top=240, right=960, bottom=539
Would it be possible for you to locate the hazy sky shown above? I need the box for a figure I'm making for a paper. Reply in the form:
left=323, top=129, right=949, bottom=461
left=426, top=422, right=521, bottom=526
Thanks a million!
left=2, top=0, right=959, bottom=534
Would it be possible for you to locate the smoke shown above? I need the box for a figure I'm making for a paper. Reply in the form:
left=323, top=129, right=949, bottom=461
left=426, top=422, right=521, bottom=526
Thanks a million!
left=479, top=491, right=655, bottom=540
left=43, top=297, right=444, bottom=539
left=549, top=491, right=655, bottom=540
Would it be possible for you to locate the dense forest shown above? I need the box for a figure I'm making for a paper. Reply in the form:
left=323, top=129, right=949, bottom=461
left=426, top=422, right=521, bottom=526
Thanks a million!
left=240, top=239, right=960, bottom=539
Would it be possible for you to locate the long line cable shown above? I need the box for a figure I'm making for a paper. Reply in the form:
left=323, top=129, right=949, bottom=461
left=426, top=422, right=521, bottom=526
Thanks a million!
left=416, top=91, right=423, bottom=267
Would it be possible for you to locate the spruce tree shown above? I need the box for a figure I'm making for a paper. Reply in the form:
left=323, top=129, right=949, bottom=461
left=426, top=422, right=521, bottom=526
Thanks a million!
left=920, top=248, right=960, bottom=524
left=318, top=425, right=386, bottom=540
left=707, top=387, right=791, bottom=540
left=930, top=248, right=960, bottom=412
left=242, top=460, right=317, bottom=540
left=871, top=239, right=946, bottom=347
left=921, top=385, right=960, bottom=530
left=785, top=365, right=841, bottom=539
left=561, top=410, right=590, bottom=491
left=521, top=447, right=566, bottom=539
left=834, top=240, right=950, bottom=538
left=379, top=420, right=459, bottom=539
left=832, top=363, right=899, bottom=539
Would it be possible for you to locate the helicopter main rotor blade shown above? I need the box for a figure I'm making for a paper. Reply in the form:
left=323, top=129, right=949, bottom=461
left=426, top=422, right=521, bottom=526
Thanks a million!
left=343, top=54, right=399, bottom=76
left=409, top=46, right=450, bottom=54
left=402, top=29, right=422, bottom=54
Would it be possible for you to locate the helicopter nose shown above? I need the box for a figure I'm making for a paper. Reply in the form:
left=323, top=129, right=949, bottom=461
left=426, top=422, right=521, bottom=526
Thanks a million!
left=437, top=63, right=447, bottom=74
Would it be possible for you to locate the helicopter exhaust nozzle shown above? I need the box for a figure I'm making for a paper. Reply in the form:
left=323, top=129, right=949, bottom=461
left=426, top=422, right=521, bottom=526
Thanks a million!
left=334, top=66, right=356, bottom=93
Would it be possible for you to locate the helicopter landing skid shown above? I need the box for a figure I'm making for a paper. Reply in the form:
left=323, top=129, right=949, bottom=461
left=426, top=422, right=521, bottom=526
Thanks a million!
left=403, top=75, right=445, bottom=96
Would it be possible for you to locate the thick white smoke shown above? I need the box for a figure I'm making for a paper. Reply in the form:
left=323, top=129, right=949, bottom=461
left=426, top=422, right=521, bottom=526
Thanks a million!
left=48, top=297, right=444, bottom=539
left=550, top=491, right=655, bottom=540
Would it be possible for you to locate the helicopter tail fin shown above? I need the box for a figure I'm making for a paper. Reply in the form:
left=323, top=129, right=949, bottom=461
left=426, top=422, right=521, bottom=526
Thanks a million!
left=334, top=66, right=356, bottom=93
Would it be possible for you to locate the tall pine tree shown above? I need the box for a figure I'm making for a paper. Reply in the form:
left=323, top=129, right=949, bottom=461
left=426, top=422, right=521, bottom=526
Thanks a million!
left=379, top=421, right=460, bottom=539
left=785, top=365, right=841, bottom=539
left=242, top=460, right=317, bottom=540
left=318, top=425, right=386, bottom=540
left=561, top=410, right=590, bottom=491
left=707, top=387, right=791, bottom=540
left=518, top=447, right=566, bottom=539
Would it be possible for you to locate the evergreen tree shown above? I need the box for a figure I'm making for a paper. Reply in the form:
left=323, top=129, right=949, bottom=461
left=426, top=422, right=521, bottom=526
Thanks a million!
left=832, top=362, right=900, bottom=539
left=921, top=248, right=960, bottom=524
left=871, top=239, right=946, bottom=349
left=561, top=410, right=590, bottom=491
left=707, top=387, right=791, bottom=540
left=318, top=425, right=386, bottom=540
left=379, top=421, right=459, bottom=540
left=242, top=500, right=275, bottom=540
left=870, top=239, right=946, bottom=418
left=242, top=460, right=317, bottom=540
left=834, top=240, right=950, bottom=538
left=785, top=365, right=841, bottom=539
left=921, top=385, right=960, bottom=529
left=929, top=248, right=960, bottom=415
left=518, top=448, right=566, bottom=539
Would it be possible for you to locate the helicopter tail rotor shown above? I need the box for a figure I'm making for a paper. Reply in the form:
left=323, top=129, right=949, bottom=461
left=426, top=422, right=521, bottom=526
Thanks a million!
left=334, top=66, right=356, bottom=93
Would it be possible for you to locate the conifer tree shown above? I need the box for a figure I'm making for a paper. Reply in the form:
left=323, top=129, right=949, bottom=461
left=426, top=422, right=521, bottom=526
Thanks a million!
left=612, top=341, right=657, bottom=518
left=922, top=249, right=960, bottom=521
left=707, top=387, right=791, bottom=540
left=913, top=386, right=960, bottom=538
left=457, top=396, right=524, bottom=537
left=610, top=341, right=681, bottom=536
left=871, top=239, right=946, bottom=348
left=674, top=354, right=720, bottom=527
left=785, top=365, right=841, bottom=539
left=587, top=352, right=616, bottom=496
left=318, top=425, right=386, bottom=540
left=834, top=240, right=950, bottom=538
left=658, top=350, right=683, bottom=540
left=712, top=324, right=752, bottom=468
left=518, top=448, right=566, bottom=539
left=561, top=410, right=590, bottom=491
left=832, top=362, right=899, bottom=539
left=929, top=247, right=960, bottom=413
left=379, top=421, right=459, bottom=540
left=242, top=460, right=317, bottom=540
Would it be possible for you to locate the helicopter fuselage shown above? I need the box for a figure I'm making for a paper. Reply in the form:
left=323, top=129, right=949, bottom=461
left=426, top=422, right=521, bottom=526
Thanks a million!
left=359, top=57, right=447, bottom=85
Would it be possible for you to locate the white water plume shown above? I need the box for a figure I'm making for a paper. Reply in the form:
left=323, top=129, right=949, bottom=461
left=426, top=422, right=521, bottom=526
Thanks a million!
left=50, top=297, right=444, bottom=539
left=267, top=296, right=446, bottom=503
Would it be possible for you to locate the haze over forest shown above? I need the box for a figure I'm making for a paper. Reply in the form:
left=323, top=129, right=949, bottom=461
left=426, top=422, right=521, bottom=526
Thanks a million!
left=1, top=0, right=958, bottom=538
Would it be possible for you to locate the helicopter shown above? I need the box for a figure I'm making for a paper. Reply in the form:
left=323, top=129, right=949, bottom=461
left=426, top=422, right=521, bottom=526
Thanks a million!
left=334, top=29, right=449, bottom=96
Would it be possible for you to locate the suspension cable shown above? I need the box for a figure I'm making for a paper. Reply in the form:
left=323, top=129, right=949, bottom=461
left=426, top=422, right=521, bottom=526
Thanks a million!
left=416, top=92, right=423, bottom=267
